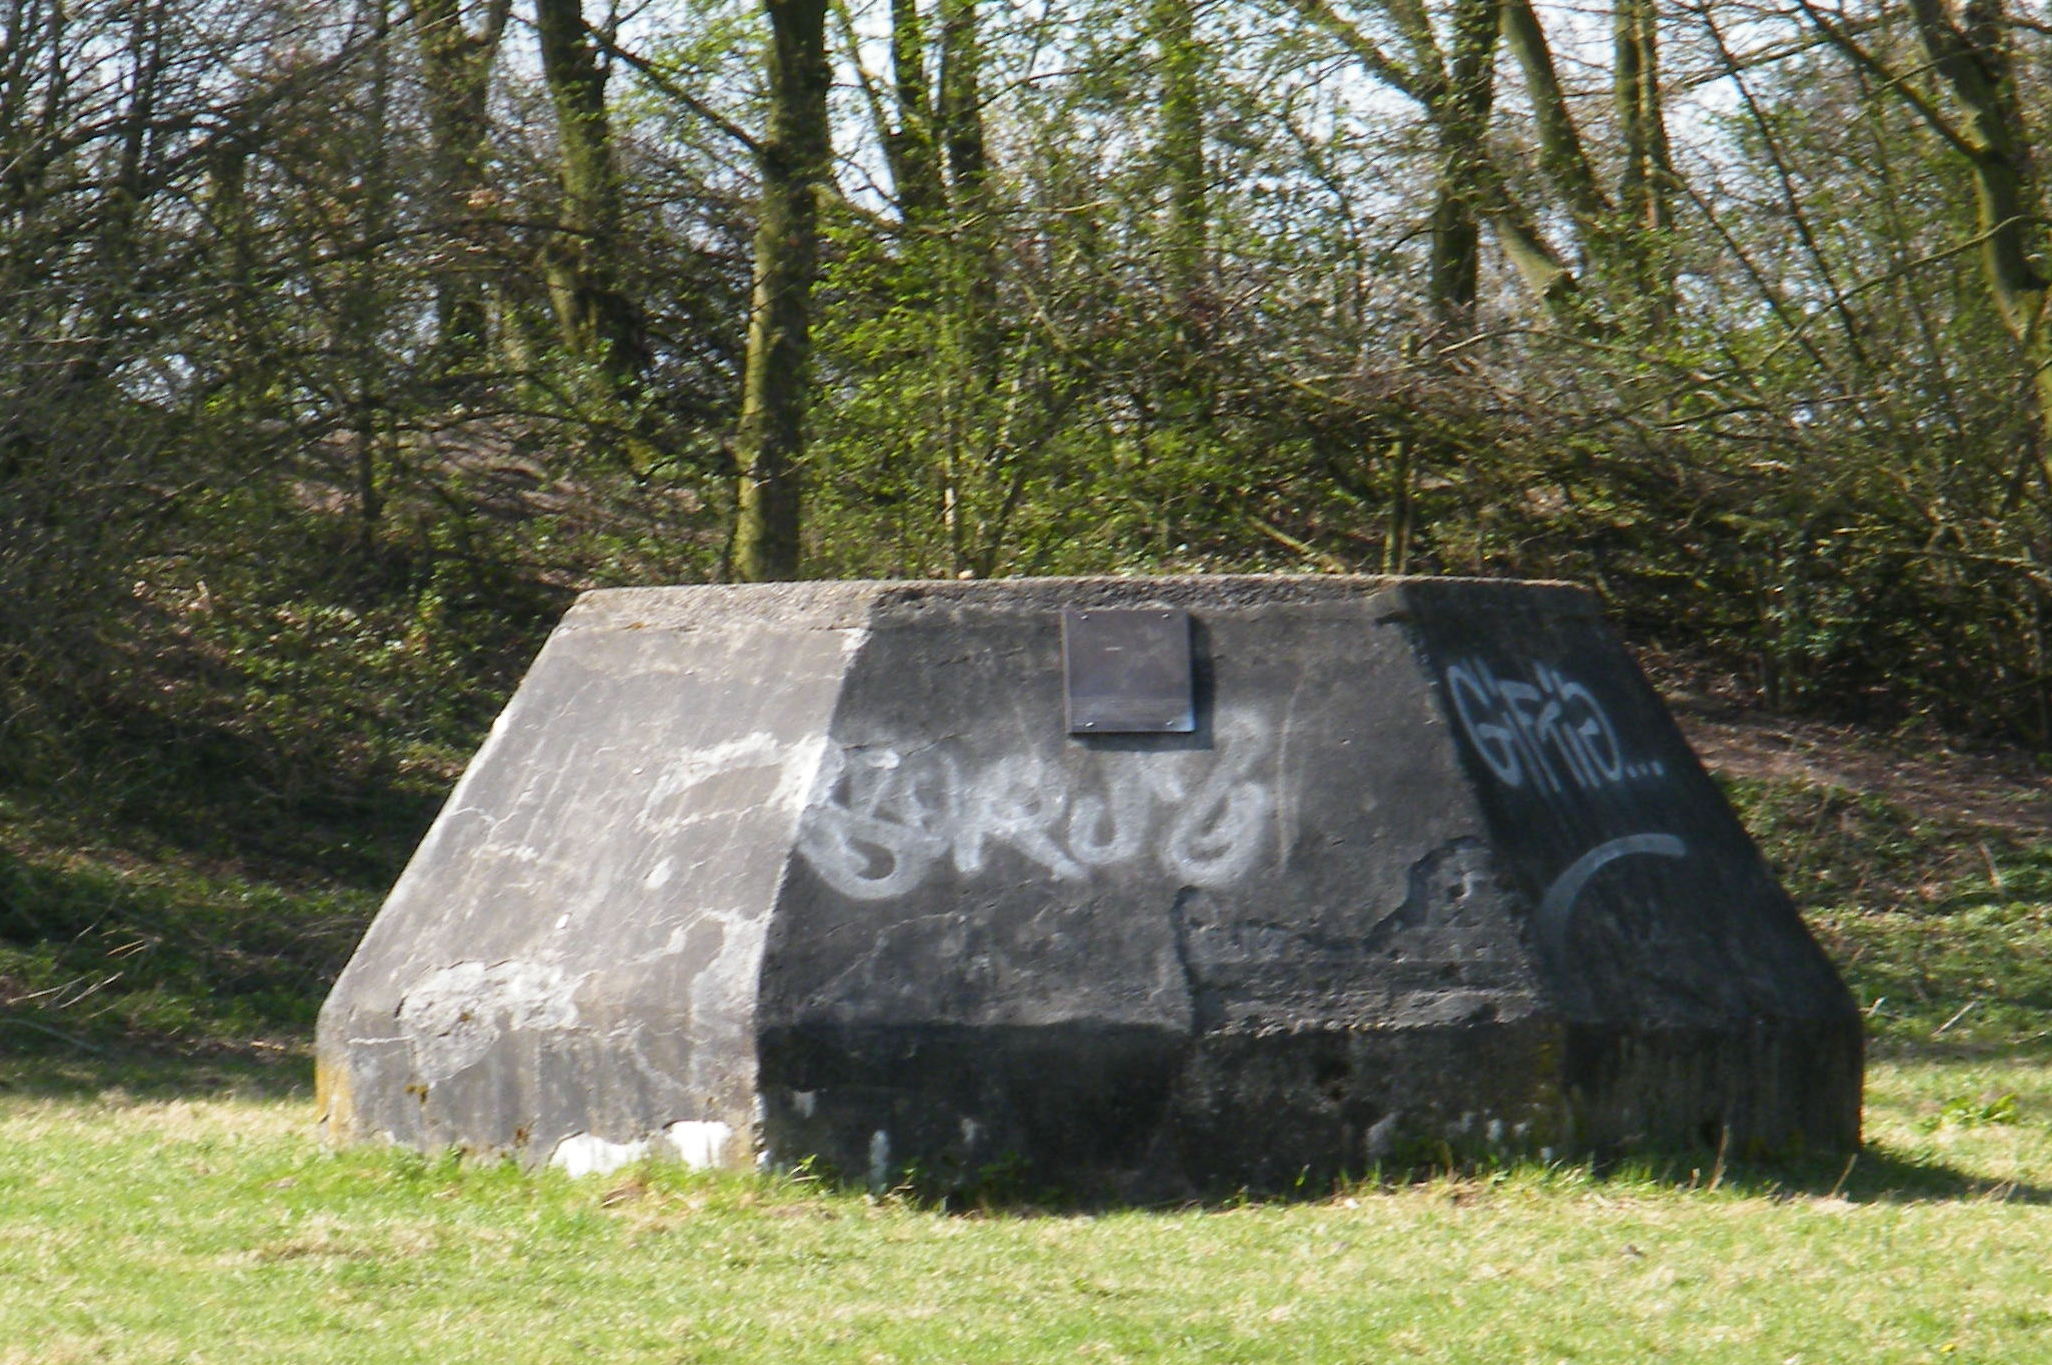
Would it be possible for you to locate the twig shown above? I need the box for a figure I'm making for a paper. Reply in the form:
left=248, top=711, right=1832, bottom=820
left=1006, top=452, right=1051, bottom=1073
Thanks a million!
left=0, top=1017, right=110, bottom=1055
left=1707, top=1125, right=1730, bottom=1192
left=581, top=25, right=763, bottom=158
left=7, top=977, right=89, bottom=1006
left=54, top=973, right=123, bottom=1011
left=1243, top=511, right=1354, bottom=574
left=1827, top=1152, right=1857, bottom=1200
left=1934, top=1000, right=1980, bottom=1036
left=1978, top=841, right=2006, bottom=898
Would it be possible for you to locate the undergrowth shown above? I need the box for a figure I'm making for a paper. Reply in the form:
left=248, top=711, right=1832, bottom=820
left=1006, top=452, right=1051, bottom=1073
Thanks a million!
left=0, top=708, right=2046, bottom=1067
left=0, top=791, right=382, bottom=1054
left=1725, top=773, right=2052, bottom=1050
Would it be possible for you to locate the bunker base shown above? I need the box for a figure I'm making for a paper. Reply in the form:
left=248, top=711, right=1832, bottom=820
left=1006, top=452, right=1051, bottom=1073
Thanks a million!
left=317, top=577, right=1862, bottom=1196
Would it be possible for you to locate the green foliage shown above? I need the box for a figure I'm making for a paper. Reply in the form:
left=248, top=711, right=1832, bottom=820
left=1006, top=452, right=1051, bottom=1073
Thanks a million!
left=1926, top=1092, right=2021, bottom=1131
left=8, top=0, right=2052, bottom=788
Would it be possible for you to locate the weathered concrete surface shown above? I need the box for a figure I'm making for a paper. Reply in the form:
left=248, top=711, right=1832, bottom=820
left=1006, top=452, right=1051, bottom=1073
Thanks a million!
left=317, top=576, right=1862, bottom=1194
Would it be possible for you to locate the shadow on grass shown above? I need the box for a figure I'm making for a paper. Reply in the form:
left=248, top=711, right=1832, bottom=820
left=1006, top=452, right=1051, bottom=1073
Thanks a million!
left=1582, top=1144, right=2052, bottom=1207
left=1870, top=1035, right=2052, bottom=1065
left=0, top=1041, right=313, bottom=1103
left=3, top=1049, right=2045, bottom=1211
left=776, top=1133, right=2052, bottom=1214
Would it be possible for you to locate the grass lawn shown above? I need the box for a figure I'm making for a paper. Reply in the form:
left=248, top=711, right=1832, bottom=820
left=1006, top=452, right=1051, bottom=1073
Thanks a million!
left=1, top=1049, right=2048, bottom=1364
left=4, top=726, right=2052, bottom=1362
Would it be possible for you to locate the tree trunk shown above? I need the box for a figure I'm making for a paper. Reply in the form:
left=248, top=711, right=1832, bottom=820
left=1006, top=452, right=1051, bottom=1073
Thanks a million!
left=1284, top=0, right=1575, bottom=317
left=937, top=0, right=997, bottom=358
left=1426, top=0, right=1497, bottom=325
left=1499, top=0, right=1611, bottom=236
left=886, top=0, right=944, bottom=223
left=411, top=0, right=510, bottom=362
left=1816, top=0, right=2052, bottom=459
left=534, top=0, right=643, bottom=380
left=352, top=0, right=397, bottom=564
left=1612, top=0, right=1675, bottom=320
left=1613, top=0, right=1671, bottom=232
left=1153, top=0, right=1207, bottom=336
left=1904, top=0, right=2044, bottom=336
left=731, top=0, right=830, bottom=581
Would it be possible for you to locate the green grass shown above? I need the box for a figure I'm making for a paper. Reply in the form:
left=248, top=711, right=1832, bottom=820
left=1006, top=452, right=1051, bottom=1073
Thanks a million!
left=0, top=1053, right=2047, bottom=1364
left=0, top=790, right=384, bottom=1052
left=1726, top=774, right=2052, bottom=1049
left=1, top=753, right=2050, bottom=1360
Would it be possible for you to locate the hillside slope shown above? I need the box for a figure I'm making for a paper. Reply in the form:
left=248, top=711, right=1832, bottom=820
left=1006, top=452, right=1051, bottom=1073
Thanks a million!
left=2, top=685, right=2048, bottom=1062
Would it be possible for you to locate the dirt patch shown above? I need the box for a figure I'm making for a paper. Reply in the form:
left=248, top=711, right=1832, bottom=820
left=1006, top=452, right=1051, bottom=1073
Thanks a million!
left=1667, top=692, right=2052, bottom=835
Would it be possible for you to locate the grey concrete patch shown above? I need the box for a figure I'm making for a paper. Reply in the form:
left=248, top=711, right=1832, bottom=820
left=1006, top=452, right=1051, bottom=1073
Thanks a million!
left=317, top=577, right=1862, bottom=1196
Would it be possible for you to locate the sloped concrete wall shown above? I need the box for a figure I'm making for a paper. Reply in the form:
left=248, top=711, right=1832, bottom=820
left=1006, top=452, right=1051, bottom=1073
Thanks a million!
left=317, top=586, right=866, bottom=1169
left=318, top=576, right=1861, bottom=1192
left=1401, top=582, right=1860, bottom=1162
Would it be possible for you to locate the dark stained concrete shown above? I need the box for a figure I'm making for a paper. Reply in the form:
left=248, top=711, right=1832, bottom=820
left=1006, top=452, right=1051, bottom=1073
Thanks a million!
left=317, top=577, right=1862, bottom=1194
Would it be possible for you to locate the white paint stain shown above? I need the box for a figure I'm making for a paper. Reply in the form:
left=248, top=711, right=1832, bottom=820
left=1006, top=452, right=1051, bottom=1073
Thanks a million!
left=396, top=960, right=579, bottom=1080
left=549, top=1132, right=649, bottom=1178
left=792, top=1090, right=816, bottom=1118
left=548, top=1122, right=734, bottom=1176
left=868, top=1130, right=892, bottom=1190
left=662, top=1120, right=733, bottom=1169
left=638, top=733, right=832, bottom=826
left=796, top=709, right=1276, bottom=900
left=960, top=1117, right=983, bottom=1148
left=1365, top=1112, right=1400, bottom=1161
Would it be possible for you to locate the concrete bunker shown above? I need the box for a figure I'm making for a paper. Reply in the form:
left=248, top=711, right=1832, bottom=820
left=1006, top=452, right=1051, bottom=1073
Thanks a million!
left=317, top=576, right=1862, bottom=1195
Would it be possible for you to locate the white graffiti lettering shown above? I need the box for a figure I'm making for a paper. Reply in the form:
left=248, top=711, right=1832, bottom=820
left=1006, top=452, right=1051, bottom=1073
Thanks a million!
left=796, top=712, right=1276, bottom=899
left=1444, top=658, right=1662, bottom=796
left=1535, top=833, right=1689, bottom=957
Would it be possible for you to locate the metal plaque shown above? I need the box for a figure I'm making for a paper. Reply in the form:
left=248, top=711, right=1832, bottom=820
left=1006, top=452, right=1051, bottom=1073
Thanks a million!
left=1062, top=608, right=1195, bottom=734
